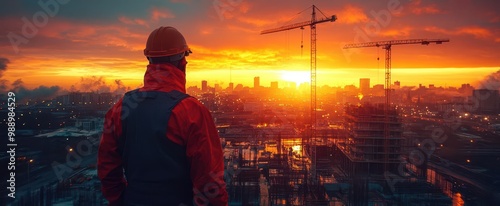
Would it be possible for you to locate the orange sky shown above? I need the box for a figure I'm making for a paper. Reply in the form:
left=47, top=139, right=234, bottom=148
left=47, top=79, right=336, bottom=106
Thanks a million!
left=0, top=0, right=499, bottom=92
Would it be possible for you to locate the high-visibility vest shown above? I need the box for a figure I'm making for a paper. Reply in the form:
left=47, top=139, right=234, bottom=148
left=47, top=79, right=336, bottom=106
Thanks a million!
left=119, top=89, right=193, bottom=205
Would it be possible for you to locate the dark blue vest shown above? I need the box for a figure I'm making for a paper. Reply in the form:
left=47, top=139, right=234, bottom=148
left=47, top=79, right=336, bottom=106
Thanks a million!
left=119, top=89, right=193, bottom=205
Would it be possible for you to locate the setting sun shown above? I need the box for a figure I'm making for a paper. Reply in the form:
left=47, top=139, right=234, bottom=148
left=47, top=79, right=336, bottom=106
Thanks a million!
left=281, top=71, right=310, bottom=85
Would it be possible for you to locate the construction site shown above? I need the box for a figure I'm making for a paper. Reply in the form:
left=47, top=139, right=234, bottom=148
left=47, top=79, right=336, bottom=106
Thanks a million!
left=218, top=4, right=499, bottom=206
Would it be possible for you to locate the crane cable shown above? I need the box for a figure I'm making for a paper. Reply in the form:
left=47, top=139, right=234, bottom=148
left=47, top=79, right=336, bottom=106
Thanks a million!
left=278, top=5, right=313, bottom=60
left=377, top=47, right=380, bottom=84
left=301, top=27, right=304, bottom=57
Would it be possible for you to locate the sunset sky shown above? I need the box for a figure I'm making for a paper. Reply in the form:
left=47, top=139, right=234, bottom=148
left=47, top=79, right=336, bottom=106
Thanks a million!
left=0, top=0, right=499, bottom=94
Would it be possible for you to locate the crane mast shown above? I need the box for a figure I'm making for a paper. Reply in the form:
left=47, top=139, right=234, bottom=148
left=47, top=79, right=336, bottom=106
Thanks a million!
left=261, top=5, right=337, bottom=184
left=343, top=38, right=449, bottom=170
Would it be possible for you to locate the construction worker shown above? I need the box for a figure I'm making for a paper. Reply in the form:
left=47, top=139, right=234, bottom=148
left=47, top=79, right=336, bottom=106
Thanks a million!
left=98, top=26, right=228, bottom=206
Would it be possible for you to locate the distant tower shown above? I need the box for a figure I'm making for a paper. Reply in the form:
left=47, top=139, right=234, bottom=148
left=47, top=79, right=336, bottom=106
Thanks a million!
left=394, top=81, right=401, bottom=89
left=254, top=76, right=260, bottom=89
left=359, top=78, right=370, bottom=95
left=270, top=81, right=278, bottom=90
left=202, top=80, right=208, bottom=93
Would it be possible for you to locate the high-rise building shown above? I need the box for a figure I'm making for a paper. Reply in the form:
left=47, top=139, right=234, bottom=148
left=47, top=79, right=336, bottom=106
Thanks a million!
left=202, top=80, right=208, bottom=93
left=360, top=78, right=370, bottom=95
left=331, top=104, right=453, bottom=204
left=254, top=76, right=260, bottom=89
left=337, top=103, right=403, bottom=179
left=270, top=81, right=278, bottom=90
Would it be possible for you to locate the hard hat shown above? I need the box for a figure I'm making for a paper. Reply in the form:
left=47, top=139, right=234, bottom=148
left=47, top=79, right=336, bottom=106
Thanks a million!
left=144, top=26, right=192, bottom=58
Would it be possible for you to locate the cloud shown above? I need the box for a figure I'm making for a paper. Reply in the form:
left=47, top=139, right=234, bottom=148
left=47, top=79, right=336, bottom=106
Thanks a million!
left=69, top=76, right=131, bottom=94
left=114, top=79, right=130, bottom=95
left=151, top=8, right=175, bottom=21
left=0, top=79, right=8, bottom=93
left=0, top=57, right=9, bottom=77
left=236, top=16, right=275, bottom=27
left=425, top=26, right=494, bottom=40
left=12, top=78, right=23, bottom=88
left=10, top=78, right=61, bottom=101
left=409, top=0, right=442, bottom=15
left=76, top=76, right=111, bottom=93
left=477, top=70, right=500, bottom=90
left=456, top=26, right=493, bottom=39
left=379, top=27, right=413, bottom=37
left=119, top=16, right=149, bottom=28
left=337, top=5, right=369, bottom=24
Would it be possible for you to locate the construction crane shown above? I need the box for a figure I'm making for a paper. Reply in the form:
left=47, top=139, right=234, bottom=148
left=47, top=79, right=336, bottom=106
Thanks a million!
left=261, top=5, right=337, bottom=183
left=343, top=39, right=449, bottom=170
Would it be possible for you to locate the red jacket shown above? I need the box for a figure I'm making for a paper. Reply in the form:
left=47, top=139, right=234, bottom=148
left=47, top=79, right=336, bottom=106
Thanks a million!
left=98, top=63, right=228, bottom=206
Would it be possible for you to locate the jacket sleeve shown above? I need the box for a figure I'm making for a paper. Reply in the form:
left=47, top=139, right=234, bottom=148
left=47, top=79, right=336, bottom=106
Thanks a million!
left=172, top=97, right=228, bottom=206
left=98, top=99, right=127, bottom=206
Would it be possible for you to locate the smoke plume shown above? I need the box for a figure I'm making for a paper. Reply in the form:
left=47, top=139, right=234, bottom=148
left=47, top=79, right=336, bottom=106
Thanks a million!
left=477, top=69, right=500, bottom=90
left=70, top=76, right=131, bottom=94
left=11, top=79, right=61, bottom=101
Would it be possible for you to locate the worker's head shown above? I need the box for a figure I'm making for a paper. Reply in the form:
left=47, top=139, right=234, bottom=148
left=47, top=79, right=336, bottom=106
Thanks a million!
left=144, top=26, right=192, bottom=72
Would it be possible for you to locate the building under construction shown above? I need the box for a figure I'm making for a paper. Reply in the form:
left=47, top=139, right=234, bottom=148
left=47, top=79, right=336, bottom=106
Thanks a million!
left=334, top=103, right=403, bottom=204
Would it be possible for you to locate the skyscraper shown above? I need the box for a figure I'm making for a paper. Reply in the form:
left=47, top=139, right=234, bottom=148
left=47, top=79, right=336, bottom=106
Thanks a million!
left=360, top=78, right=370, bottom=95
left=254, top=76, right=260, bottom=89
left=202, top=80, right=208, bottom=93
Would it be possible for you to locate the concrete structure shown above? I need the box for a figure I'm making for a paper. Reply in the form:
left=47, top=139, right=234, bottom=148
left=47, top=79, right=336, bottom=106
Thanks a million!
left=337, top=104, right=403, bottom=189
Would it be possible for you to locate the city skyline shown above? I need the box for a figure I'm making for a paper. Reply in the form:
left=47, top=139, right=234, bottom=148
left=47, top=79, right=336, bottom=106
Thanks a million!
left=0, top=1, right=499, bottom=91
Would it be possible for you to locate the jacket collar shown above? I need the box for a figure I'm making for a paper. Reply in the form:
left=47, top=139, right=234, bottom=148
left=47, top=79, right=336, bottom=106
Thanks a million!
left=142, top=63, right=186, bottom=93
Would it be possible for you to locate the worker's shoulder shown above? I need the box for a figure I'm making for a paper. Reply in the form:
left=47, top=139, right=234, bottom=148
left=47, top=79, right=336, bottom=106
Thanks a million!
left=178, top=95, right=208, bottom=110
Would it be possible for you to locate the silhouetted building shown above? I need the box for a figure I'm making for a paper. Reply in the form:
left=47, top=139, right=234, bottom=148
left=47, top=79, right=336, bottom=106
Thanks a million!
left=394, top=81, right=401, bottom=89
left=472, top=89, right=500, bottom=114
left=270, top=81, right=278, bottom=90
left=337, top=104, right=403, bottom=194
left=372, top=84, right=384, bottom=96
left=459, top=83, right=474, bottom=95
left=254, top=76, right=260, bottom=89
left=202, top=80, right=208, bottom=93
left=360, top=78, right=370, bottom=95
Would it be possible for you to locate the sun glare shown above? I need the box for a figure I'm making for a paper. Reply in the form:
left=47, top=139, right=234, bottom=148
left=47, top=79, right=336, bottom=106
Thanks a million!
left=280, top=71, right=310, bottom=85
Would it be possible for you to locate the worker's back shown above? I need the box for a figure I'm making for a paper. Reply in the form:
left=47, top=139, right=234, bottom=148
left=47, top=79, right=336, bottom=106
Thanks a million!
left=119, top=89, right=192, bottom=205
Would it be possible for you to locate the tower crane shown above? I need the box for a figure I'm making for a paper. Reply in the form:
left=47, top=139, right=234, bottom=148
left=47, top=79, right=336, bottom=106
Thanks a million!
left=261, top=5, right=337, bottom=182
left=343, top=38, right=449, bottom=169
